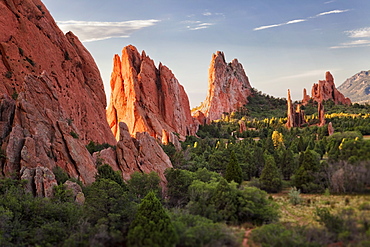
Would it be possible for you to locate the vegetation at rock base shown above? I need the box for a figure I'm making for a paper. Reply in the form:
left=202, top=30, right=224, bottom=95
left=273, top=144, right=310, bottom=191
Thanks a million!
left=127, top=191, right=178, bottom=247
left=2, top=97, right=370, bottom=246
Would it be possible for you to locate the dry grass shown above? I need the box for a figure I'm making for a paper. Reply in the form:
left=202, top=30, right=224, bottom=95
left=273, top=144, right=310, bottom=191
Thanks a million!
left=273, top=193, right=370, bottom=226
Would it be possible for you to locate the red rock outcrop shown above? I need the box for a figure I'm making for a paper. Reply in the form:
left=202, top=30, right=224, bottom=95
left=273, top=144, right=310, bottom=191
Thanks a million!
left=106, top=45, right=197, bottom=143
left=302, top=72, right=351, bottom=105
left=95, top=122, right=172, bottom=183
left=0, top=0, right=116, bottom=189
left=286, top=90, right=306, bottom=128
left=193, top=51, right=252, bottom=122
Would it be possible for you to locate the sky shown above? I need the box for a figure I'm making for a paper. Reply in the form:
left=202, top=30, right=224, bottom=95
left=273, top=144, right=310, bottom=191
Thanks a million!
left=43, top=0, right=370, bottom=107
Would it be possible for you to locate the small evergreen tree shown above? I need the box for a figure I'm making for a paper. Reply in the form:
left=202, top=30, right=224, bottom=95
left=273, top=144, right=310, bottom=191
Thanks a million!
left=260, top=155, right=282, bottom=193
left=224, top=151, right=243, bottom=184
left=127, top=191, right=178, bottom=247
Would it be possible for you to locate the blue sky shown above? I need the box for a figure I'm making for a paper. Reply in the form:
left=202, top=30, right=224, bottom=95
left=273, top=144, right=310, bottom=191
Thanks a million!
left=43, top=0, right=370, bottom=107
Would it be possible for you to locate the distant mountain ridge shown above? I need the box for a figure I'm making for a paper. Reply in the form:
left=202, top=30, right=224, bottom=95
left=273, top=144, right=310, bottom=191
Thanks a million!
left=338, top=71, right=370, bottom=104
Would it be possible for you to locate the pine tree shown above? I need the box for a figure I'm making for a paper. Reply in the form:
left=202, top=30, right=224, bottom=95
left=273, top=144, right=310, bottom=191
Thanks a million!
left=127, top=191, right=178, bottom=247
left=224, top=151, right=243, bottom=184
left=260, top=155, right=282, bottom=193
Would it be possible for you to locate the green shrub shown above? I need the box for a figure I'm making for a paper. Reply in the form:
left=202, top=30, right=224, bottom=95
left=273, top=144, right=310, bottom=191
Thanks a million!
left=288, top=187, right=302, bottom=205
left=70, top=131, right=79, bottom=139
left=52, top=166, right=69, bottom=185
left=86, top=141, right=115, bottom=154
left=169, top=210, right=241, bottom=247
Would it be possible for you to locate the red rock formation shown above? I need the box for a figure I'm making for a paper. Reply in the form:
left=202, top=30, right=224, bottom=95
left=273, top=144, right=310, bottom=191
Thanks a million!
left=286, top=89, right=306, bottom=128
left=107, top=45, right=197, bottom=142
left=193, top=51, right=252, bottom=122
left=192, top=110, right=209, bottom=125
left=302, top=72, right=351, bottom=105
left=239, top=120, right=247, bottom=133
left=116, top=122, right=172, bottom=183
left=93, top=122, right=173, bottom=184
left=302, top=88, right=311, bottom=104
left=0, top=0, right=116, bottom=189
left=328, top=122, right=334, bottom=136
left=20, top=166, right=57, bottom=197
left=318, top=102, right=326, bottom=127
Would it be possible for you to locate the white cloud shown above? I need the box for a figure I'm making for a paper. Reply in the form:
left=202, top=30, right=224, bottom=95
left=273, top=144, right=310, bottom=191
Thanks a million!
left=254, top=19, right=306, bottom=31
left=286, top=19, right=307, bottom=25
left=330, top=39, right=370, bottom=49
left=254, top=9, right=349, bottom=31
left=57, top=20, right=160, bottom=42
left=203, top=12, right=212, bottom=16
left=325, top=0, right=336, bottom=4
left=187, top=22, right=214, bottom=31
left=254, top=24, right=283, bottom=31
left=316, top=9, right=349, bottom=17
left=346, top=27, right=370, bottom=38
left=330, top=27, right=370, bottom=49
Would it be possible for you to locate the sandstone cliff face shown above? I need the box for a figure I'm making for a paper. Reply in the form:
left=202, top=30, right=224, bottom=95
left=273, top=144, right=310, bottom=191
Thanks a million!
left=0, top=0, right=116, bottom=193
left=107, top=45, right=196, bottom=142
left=302, top=72, right=351, bottom=105
left=193, top=51, right=252, bottom=122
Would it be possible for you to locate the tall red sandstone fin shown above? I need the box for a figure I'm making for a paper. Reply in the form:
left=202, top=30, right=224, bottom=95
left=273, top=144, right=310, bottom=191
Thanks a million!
left=193, top=51, right=252, bottom=122
left=286, top=89, right=294, bottom=128
left=0, top=0, right=115, bottom=189
left=318, top=102, right=326, bottom=127
left=286, top=89, right=306, bottom=128
left=107, top=45, right=197, bottom=144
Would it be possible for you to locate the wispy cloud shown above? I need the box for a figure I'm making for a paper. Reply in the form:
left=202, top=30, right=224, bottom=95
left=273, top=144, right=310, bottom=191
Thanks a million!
left=254, top=9, right=349, bottom=31
left=185, top=22, right=214, bottom=31
left=57, top=20, right=160, bottom=42
left=346, top=27, right=370, bottom=38
left=325, top=0, right=337, bottom=4
left=316, top=9, right=349, bottom=16
left=183, top=11, right=224, bottom=31
left=331, top=27, right=370, bottom=49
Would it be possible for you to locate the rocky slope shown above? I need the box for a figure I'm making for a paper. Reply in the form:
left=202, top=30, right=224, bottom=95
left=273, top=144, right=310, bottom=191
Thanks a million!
left=106, top=45, right=197, bottom=142
left=338, top=70, right=370, bottom=104
left=0, top=0, right=116, bottom=193
left=193, top=51, right=252, bottom=122
left=302, top=71, right=351, bottom=105
left=94, top=122, right=172, bottom=183
left=0, top=0, right=173, bottom=194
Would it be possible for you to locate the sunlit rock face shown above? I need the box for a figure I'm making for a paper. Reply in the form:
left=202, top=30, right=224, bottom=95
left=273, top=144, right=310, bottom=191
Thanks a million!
left=302, top=71, right=351, bottom=105
left=106, top=45, right=197, bottom=142
left=193, top=51, right=252, bottom=122
left=0, top=0, right=116, bottom=189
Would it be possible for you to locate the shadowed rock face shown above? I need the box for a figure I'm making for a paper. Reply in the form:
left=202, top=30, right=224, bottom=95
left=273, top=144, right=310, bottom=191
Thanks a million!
left=302, top=71, right=351, bottom=105
left=107, top=45, right=197, bottom=142
left=193, top=51, right=252, bottom=122
left=0, top=0, right=116, bottom=192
